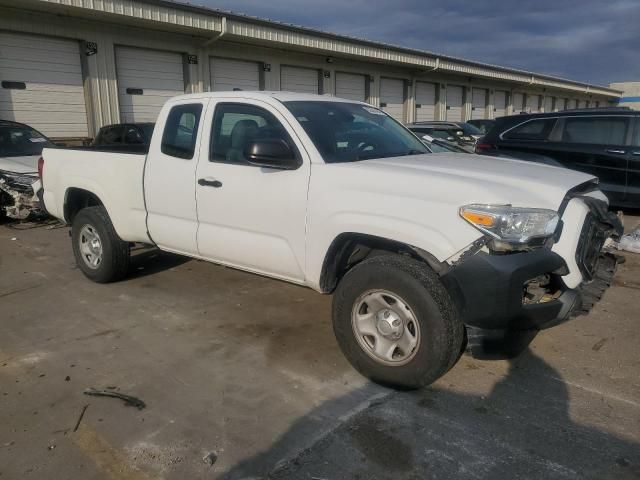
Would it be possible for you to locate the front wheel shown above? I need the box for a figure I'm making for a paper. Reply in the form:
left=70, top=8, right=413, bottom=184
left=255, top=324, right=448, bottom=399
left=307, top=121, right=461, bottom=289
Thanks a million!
left=71, top=206, right=130, bottom=283
left=332, top=254, right=464, bottom=389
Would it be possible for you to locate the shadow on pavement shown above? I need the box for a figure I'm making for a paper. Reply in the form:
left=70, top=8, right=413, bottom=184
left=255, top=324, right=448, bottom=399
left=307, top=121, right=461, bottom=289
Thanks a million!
left=222, top=349, right=640, bottom=480
left=127, top=247, right=191, bottom=279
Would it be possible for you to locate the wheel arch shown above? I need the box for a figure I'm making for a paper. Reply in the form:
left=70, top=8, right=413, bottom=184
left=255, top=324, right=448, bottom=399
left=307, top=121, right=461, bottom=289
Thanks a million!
left=319, top=232, right=448, bottom=293
left=64, top=187, right=105, bottom=224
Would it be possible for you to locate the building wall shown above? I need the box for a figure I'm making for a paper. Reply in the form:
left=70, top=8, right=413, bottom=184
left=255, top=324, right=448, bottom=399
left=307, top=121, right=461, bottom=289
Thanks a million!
left=0, top=5, right=617, bottom=139
left=610, top=82, right=640, bottom=110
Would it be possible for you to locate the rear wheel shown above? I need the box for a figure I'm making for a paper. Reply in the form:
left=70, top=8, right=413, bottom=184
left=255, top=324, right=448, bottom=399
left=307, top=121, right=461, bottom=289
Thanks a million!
left=71, top=206, right=130, bottom=283
left=332, top=254, right=464, bottom=389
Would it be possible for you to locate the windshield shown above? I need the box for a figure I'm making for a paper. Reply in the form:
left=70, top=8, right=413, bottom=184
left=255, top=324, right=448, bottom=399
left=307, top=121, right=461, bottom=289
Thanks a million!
left=460, top=123, right=483, bottom=135
left=284, top=101, right=429, bottom=163
left=0, top=124, right=53, bottom=157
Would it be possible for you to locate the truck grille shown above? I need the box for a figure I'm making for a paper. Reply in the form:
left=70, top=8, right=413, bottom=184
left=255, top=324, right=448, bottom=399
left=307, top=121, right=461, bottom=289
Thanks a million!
left=575, top=212, right=612, bottom=281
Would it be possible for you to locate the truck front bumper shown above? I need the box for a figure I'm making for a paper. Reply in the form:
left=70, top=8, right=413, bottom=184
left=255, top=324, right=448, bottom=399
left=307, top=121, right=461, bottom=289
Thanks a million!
left=442, top=248, right=618, bottom=358
left=441, top=199, right=622, bottom=356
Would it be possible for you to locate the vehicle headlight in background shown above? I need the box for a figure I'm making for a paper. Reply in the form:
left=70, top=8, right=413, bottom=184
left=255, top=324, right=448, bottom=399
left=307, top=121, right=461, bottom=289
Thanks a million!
left=0, top=170, right=39, bottom=193
left=460, top=204, right=559, bottom=251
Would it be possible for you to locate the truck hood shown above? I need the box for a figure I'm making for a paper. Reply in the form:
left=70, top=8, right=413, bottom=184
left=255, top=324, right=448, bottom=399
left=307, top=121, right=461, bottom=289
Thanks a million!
left=0, top=155, right=39, bottom=175
left=360, top=153, right=596, bottom=211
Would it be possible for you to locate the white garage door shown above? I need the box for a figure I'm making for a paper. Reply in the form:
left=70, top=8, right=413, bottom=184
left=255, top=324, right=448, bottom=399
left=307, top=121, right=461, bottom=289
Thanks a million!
left=471, top=88, right=487, bottom=119
left=494, top=90, right=508, bottom=117
left=210, top=57, right=260, bottom=92
left=335, top=72, right=366, bottom=102
left=543, top=96, right=553, bottom=113
left=445, top=85, right=464, bottom=122
left=281, top=66, right=319, bottom=94
left=415, top=82, right=436, bottom=122
left=569, top=99, right=578, bottom=109
left=578, top=99, right=587, bottom=108
left=513, top=93, right=525, bottom=113
left=116, top=46, right=185, bottom=123
left=555, top=98, right=565, bottom=111
left=0, top=32, right=88, bottom=138
left=526, top=94, right=540, bottom=113
left=380, top=78, right=405, bottom=122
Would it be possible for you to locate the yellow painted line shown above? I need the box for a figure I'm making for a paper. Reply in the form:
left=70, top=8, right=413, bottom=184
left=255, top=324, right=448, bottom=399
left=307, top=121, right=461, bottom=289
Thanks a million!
left=71, top=423, right=153, bottom=480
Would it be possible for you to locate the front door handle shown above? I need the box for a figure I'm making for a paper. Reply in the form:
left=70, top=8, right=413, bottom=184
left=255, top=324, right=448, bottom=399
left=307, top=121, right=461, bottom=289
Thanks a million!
left=198, top=178, right=223, bottom=188
left=605, top=149, right=626, bottom=155
left=632, top=151, right=640, bottom=156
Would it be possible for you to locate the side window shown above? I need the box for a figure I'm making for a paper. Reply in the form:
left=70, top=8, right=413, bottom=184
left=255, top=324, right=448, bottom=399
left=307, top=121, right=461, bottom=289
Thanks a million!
left=210, top=103, right=296, bottom=164
left=124, top=126, right=145, bottom=144
left=161, top=103, right=203, bottom=159
left=561, top=117, right=628, bottom=145
left=504, top=118, right=556, bottom=140
left=96, top=126, right=123, bottom=145
left=631, top=120, right=640, bottom=147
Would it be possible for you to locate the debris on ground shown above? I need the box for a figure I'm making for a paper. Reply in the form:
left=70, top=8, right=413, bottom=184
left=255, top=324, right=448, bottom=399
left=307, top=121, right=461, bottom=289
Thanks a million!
left=73, top=404, right=89, bottom=432
left=617, top=227, right=640, bottom=254
left=202, top=451, right=218, bottom=467
left=83, top=388, right=146, bottom=410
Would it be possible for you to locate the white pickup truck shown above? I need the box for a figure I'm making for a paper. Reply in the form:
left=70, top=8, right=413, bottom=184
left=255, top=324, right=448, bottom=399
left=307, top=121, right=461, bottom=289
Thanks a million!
left=40, top=92, right=622, bottom=389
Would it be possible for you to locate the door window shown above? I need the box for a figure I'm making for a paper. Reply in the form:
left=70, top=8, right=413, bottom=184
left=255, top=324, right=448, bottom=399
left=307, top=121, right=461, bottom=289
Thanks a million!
left=504, top=118, right=556, bottom=140
left=210, top=103, right=296, bottom=164
left=561, top=117, right=628, bottom=145
left=161, top=104, right=203, bottom=159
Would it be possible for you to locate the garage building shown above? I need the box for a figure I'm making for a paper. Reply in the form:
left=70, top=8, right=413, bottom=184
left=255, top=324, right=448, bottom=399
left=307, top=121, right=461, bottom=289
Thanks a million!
left=0, top=0, right=622, bottom=142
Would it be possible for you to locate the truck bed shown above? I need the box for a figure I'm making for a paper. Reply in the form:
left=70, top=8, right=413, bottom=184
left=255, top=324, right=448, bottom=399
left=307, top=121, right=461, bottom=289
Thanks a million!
left=41, top=148, right=152, bottom=244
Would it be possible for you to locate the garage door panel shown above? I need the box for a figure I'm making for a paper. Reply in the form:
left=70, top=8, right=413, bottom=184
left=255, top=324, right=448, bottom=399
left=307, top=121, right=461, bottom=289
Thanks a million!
left=527, top=95, right=540, bottom=113
left=415, top=82, right=436, bottom=122
left=336, top=72, right=366, bottom=102
left=380, top=78, right=404, bottom=122
left=513, top=93, right=524, bottom=112
left=0, top=32, right=88, bottom=137
left=116, top=46, right=185, bottom=123
left=494, top=91, right=507, bottom=117
left=446, top=85, right=463, bottom=122
left=281, top=66, right=319, bottom=94
left=210, top=58, right=260, bottom=91
left=471, top=88, right=487, bottom=119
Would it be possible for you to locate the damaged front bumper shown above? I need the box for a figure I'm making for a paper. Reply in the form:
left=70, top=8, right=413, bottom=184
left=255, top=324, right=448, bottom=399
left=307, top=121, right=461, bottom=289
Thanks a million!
left=0, top=170, right=43, bottom=220
left=441, top=196, right=623, bottom=357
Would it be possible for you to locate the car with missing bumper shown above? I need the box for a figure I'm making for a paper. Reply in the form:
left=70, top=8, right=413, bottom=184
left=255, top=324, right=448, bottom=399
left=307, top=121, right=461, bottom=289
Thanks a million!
left=0, top=120, right=53, bottom=219
left=40, top=92, right=622, bottom=389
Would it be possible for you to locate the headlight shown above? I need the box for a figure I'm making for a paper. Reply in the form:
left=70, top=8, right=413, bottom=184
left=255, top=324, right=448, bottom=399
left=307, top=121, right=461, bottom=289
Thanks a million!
left=460, top=204, right=559, bottom=251
left=0, top=170, right=38, bottom=192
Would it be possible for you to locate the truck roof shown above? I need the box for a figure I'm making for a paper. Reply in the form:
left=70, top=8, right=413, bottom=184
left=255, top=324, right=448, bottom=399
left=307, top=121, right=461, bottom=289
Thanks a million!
left=170, top=91, right=362, bottom=104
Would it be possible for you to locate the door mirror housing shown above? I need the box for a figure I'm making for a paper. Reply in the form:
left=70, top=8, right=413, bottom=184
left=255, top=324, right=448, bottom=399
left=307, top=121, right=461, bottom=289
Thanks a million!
left=245, top=139, right=300, bottom=170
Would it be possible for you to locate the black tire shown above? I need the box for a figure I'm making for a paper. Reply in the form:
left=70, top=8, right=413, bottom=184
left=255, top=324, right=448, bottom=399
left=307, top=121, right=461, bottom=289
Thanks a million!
left=332, top=254, right=464, bottom=389
left=71, top=206, right=130, bottom=283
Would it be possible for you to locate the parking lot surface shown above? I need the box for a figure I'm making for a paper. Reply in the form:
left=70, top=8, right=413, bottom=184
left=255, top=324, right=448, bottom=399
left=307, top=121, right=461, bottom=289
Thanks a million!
left=1, top=218, right=639, bottom=479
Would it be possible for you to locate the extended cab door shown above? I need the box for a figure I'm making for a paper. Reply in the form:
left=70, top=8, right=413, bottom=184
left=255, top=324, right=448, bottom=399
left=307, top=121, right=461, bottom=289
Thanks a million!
left=194, top=99, right=310, bottom=282
left=144, top=100, right=207, bottom=255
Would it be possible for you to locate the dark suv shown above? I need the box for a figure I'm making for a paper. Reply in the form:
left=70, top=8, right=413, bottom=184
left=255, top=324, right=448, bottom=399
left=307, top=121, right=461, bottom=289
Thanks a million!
left=477, top=108, right=640, bottom=208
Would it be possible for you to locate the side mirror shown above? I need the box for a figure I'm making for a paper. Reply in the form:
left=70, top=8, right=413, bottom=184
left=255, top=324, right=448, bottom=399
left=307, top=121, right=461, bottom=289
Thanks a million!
left=245, top=139, right=300, bottom=170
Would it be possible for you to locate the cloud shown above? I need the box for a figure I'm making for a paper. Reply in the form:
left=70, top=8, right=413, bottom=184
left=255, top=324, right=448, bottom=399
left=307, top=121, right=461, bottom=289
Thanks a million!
left=193, top=0, right=640, bottom=85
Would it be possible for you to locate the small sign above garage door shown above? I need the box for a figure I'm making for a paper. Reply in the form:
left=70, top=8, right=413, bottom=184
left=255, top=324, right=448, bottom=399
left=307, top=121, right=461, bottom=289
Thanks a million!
left=210, top=57, right=260, bottom=92
left=415, top=82, right=436, bottom=122
left=281, top=66, right=319, bottom=94
left=380, top=78, right=405, bottom=122
left=116, top=46, right=185, bottom=123
left=0, top=32, right=88, bottom=138
left=335, top=72, right=367, bottom=102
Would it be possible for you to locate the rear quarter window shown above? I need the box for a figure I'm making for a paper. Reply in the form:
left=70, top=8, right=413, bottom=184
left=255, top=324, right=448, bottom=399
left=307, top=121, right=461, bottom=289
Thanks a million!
left=161, top=104, right=203, bottom=159
left=561, top=117, right=628, bottom=145
left=503, top=118, right=556, bottom=140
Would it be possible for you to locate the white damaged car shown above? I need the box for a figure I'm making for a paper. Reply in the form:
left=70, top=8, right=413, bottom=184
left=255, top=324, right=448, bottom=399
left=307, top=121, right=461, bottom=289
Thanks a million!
left=0, top=120, right=51, bottom=220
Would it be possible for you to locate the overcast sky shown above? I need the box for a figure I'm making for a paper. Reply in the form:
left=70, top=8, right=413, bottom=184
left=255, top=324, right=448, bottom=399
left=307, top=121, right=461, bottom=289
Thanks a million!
left=189, top=0, right=639, bottom=86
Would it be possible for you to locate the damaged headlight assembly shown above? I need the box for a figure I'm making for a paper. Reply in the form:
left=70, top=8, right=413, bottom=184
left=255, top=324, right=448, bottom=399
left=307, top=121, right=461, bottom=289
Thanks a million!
left=459, top=204, right=559, bottom=252
left=0, top=170, right=38, bottom=192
